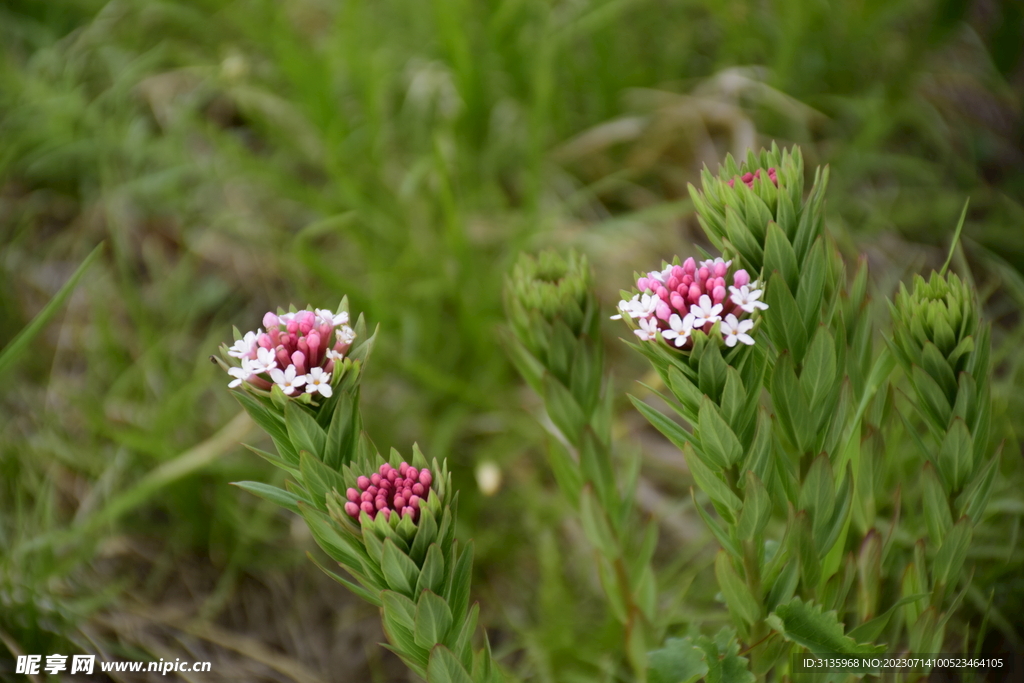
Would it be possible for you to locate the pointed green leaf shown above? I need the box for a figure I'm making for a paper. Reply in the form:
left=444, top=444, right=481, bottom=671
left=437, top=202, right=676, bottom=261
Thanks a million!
left=715, top=551, right=761, bottom=626
left=580, top=485, right=618, bottom=557
left=764, top=221, right=799, bottom=294
left=428, top=644, right=474, bottom=683
left=922, top=463, right=953, bottom=543
left=416, top=543, right=446, bottom=597
left=699, top=397, right=744, bottom=469
left=543, top=372, right=586, bottom=442
left=285, top=402, right=327, bottom=461
left=231, top=481, right=306, bottom=514
left=683, top=444, right=742, bottom=522
left=736, top=471, right=771, bottom=541
left=382, top=538, right=420, bottom=597
left=937, top=418, right=973, bottom=493
left=767, top=597, right=885, bottom=655
left=415, top=590, right=454, bottom=650
left=933, top=517, right=972, bottom=594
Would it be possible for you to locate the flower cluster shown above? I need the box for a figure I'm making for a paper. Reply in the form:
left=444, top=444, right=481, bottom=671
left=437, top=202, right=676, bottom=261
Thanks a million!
left=612, top=257, right=767, bottom=349
left=223, top=308, right=356, bottom=397
left=343, top=462, right=435, bottom=522
left=728, top=167, right=778, bottom=189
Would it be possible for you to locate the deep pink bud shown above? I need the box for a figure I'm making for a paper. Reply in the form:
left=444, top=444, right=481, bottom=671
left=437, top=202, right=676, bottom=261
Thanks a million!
left=667, top=276, right=680, bottom=291
left=656, top=286, right=669, bottom=300
left=742, top=172, right=754, bottom=183
left=344, top=502, right=359, bottom=518
left=712, top=286, right=726, bottom=304
left=407, top=468, right=418, bottom=481
left=713, top=261, right=728, bottom=277
left=357, top=476, right=370, bottom=490
left=656, top=301, right=671, bottom=321
left=688, top=283, right=702, bottom=301
left=671, top=292, right=686, bottom=312
left=263, top=312, right=279, bottom=328
left=402, top=506, right=415, bottom=519
left=287, top=320, right=299, bottom=335
left=394, top=496, right=406, bottom=509
left=371, top=473, right=382, bottom=486
left=387, top=469, right=398, bottom=483
left=258, top=333, right=273, bottom=349
left=399, top=462, right=409, bottom=475
left=637, top=277, right=650, bottom=292
left=409, top=495, right=421, bottom=508
left=276, top=346, right=291, bottom=369
left=346, top=488, right=359, bottom=502
left=375, top=497, right=387, bottom=510
left=671, top=265, right=685, bottom=279
left=418, top=469, right=432, bottom=487
left=368, top=486, right=379, bottom=497
left=412, top=482, right=425, bottom=497
left=360, top=491, right=372, bottom=504
left=682, top=274, right=693, bottom=286
left=733, top=269, right=750, bottom=287
left=698, top=267, right=709, bottom=282
left=380, top=464, right=390, bottom=475
left=403, top=487, right=413, bottom=500
left=380, top=508, right=391, bottom=521
left=360, top=501, right=374, bottom=515
left=306, top=333, right=320, bottom=365
left=291, top=351, right=306, bottom=375
left=683, top=257, right=696, bottom=274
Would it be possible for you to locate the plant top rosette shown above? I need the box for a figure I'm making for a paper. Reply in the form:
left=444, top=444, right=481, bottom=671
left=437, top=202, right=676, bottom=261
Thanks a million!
left=612, top=256, right=768, bottom=351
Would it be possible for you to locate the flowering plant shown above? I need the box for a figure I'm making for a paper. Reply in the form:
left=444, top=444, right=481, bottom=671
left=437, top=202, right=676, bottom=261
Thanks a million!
left=218, top=301, right=503, bottom=683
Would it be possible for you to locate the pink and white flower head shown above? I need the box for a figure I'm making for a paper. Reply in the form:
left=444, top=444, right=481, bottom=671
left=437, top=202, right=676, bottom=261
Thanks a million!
left=343, top=462, right=435, bottom=523
left=613, top=256, right=767, bottom=350
left=220, top=305, right=358, bottom=397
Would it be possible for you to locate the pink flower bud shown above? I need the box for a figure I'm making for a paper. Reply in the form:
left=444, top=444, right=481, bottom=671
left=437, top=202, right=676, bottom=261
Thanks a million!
left=404, top=487, right=413, bottom=501
left=714, top=276, right=725, bottom=290
left=412, top=483, right=425, bottom=496
left=681, top=274, right=693, bottom=286
left=713, top=261, right=728, bottom=277
left=258, top=333, right=273, bottom=349
left=402, top=506, right=415, bottom=519
left=375, top=497, right=387, bottom=510
left=394, top=496, right=406, bottom=509
left=371, top=473, right=382, bottom=486
left=276, top=347, right=291, bottom=369
left=407, top=468, right=418, bottom=482
left=306, top=332, right=320, bottom=365
left=357, top=476, right=371, bottom=490
left=361, top=491, right=373, bottom=503
left=291, top=351, right=306, bottom=375
left=667, top=276, right=680, bottom=291
left=656, top=300, right=671, bottom=321
left=689, top=283, right=702, bottom=302
left=733, top=269, right=750, bottom=287
left=263, top=312, right=280, bottom=328
left=683, top=257, right=696, bottom=274
left=671, top=292, right=686, bottom=312
left=380, top=464, right=390, bottom=475
left=656, top=286, right=669, bottom=300
left=713, top=286, right=726, bottom=303
left=367, top=485, right=378, bottom=496
left=360, top=501, right=374, bottom=515
left=409, top=495, right=421, bottom=508
left=671, top=265, right=684, bottom=279
left=287, top=320, right=299, bottom=335
left=344, top=502, right=359, bottom=518
left=399, top=462, right=409, bottom=475
left=387, top=469, right=398, bottom=483
left=346, top=488, right=359, bottom=502
left=698, top=267, right=709, bottom=282
left=418, top=469, right=432, bottom=488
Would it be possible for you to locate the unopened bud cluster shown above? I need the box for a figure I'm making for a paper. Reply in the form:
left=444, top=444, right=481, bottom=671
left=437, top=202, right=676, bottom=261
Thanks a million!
left=222, top=308, right=356, bottom=397
left=613, top=257, right=767, bottom=349
left=344, top=462, right=434, bottom=522
left=727, top=167, right=777, bottom=189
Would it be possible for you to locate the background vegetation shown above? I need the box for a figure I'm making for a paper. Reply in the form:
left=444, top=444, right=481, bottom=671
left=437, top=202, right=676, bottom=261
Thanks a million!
left=1, top=0, right=1022, bottom=680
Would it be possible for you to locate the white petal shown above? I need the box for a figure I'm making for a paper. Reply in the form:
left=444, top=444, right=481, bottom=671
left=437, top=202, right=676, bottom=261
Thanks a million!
left=737, top=334, right=755, bottom=346
left=725, top=335, right=738, bottom=347
left=317, top=383, right=333, bottom=397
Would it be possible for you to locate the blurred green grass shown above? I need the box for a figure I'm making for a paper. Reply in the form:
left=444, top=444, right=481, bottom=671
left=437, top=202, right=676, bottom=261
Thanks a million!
left=1, top=0, right=1022, bottom=680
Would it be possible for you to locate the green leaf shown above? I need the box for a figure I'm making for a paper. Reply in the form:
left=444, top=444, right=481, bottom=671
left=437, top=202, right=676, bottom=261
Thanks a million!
left=667, top=364, right=703, bottom=420
left=933, top=517, right=972, bottom=594
left=698, top=342, right=730, bottom=404
left=847, top=594, right=929, bottom=644
left=910, top=365, right=953, bottom=432
left=766, top=559, right=799, bottom=613
left=234, top=392, right=298, bottom=464
left=725, top=204, right=765, bottom=272
left=545, top=439, right=583, bottom=508
left=231, top=481, right=306, bottom=514
left=630, top=394, right=697, bottom=452
left=763, top=221, right=799, bottom=294
left=416, top=543, right=446, bottom=597
left=795, top=240, right=826, bottom=334
left=921, top=342, right=957, bottom=403
left=580, top=485, right=618, bottom=557
left=415, top=590, right=454, bottom=650
left=715, top=551, right=761, bottom=627
left=800, top=327, right=837, bottom=411
left=285, top=402, right=327, bottom=461
left=579, top=427, right=616, bottom=511
left=543, top=372, right=586, bottom=442
left=719, top=368, right=747, bottom=432
left=736, top=471, right=771, bottom=541
left=325, top=391, right=359, bottom=470
left=922, top=462, right=953, bottom=543
left=409, top=507, right=439, bottom=566
left=696, top=628, right=755, bottom=683
left=382, top=538, right=421, bottom=597
left=799, top=455, right=835, bottom=553
left=767, top=597, right=885, bottom=655
left=427, top=644, right=474, bottom=683
left=445, top=540, right=474, bottom=622
left=0, top=242, right=102, bottom=380
left=299, top=450, right=346, bottom=511
left=597, top=555, right=629, bottom=624
left=683, top=444, right=742, bottom=523
left=648, top=637, right=708, bottom=683
left=307, top=551, right=382, bottom=606
left=771, top=353, right=812, bottom=452
left=698, top=396, right=744, bottom=469
left=793, top=511, right=820, bottom=590
left=937, top=418, right=973, bottom=493
left=297, top=503, right=369, bottom=574
left=956, top=450, right=998, bottom=522
left=765, top=276, right=808, bottom=363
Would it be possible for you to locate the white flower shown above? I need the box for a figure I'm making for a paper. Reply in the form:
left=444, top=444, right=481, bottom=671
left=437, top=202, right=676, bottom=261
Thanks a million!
left=269, top=364, right=307, bottom=395
left=648, top=265, right=674, bottom=283
left=326, top=348, right=345, bottom=361
left=610, top=293, right=659, bottom=320
left=249, top=347, right=278, bottom=374
left=227, top=363, right=253, bottom=388
left=661, top=314, right=692, bottom=348
left=315, top=308, right=350, bottom=327
left=700, top=257, right=732, bottom=271
left=729, top=285, right=769, bottom=313
left=228, top=330, right=259, bottom=358
left=684, top=295, right=723, bottom=329
left=336, top=325, right=356, bottom=344
left=305, top=367, right=333, bottom=397
left=634, top=317, right=660, bottom=342
left=721, top=314, right=755, bottom=347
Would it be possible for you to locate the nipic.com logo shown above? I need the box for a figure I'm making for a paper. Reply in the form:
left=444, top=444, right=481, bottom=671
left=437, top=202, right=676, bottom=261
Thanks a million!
left=14, top=654, right=212, bottom=676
